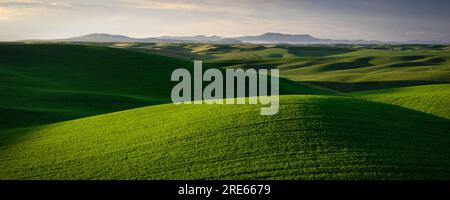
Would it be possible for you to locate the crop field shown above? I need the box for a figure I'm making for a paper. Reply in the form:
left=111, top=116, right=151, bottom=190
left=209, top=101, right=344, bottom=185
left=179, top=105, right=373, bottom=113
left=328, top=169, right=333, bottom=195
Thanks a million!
left=352, top=84, right=450, bottom=119
left=0, top=43, right=449, bottom=179
left=121, top=43, right=450, bottom=91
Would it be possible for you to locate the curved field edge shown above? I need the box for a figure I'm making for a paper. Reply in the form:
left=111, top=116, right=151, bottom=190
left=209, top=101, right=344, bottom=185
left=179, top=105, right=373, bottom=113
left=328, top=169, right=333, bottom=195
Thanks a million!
left=0, top=95, right=449, bottom=180
left=352, top=84, right=450, bottom=119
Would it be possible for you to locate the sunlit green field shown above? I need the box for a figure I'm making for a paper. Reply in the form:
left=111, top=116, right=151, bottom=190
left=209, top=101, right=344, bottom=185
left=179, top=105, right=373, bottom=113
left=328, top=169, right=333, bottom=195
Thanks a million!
left=0, top=43, right=449, bottom=179
left=352, top=84, right=450, bottom=119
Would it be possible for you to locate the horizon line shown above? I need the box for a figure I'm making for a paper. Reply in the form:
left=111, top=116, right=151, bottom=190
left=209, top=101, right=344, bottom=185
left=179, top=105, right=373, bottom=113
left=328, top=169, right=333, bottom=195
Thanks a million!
left=4, top=32, right=450, bottom=44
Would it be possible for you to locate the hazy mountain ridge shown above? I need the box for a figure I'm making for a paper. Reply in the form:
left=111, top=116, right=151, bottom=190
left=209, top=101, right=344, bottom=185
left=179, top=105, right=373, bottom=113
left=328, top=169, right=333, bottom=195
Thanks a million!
left=235, top=32, right=324, bottom=44
left=24, top=32, right=449, bottom=45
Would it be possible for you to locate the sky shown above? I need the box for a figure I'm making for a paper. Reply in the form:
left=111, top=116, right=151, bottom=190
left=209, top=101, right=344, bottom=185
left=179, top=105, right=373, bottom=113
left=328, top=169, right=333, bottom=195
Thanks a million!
left=0, top=0, right=449, bottom=41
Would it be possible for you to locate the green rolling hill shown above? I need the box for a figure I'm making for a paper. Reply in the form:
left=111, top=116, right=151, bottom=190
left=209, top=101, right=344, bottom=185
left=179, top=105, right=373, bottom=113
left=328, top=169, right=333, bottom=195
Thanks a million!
left=0, top=43, right=449, bottom=180
left=121, top=43, right=450, bottom=91
left=0, top=43, right=324, bottom=129
left=0, top=43, right=190, bottom=129
left=1, top=95, right=450, bottom=180
left=279, top=47, right=450, bottom=91
left=353, top=84, right=450, bottom=119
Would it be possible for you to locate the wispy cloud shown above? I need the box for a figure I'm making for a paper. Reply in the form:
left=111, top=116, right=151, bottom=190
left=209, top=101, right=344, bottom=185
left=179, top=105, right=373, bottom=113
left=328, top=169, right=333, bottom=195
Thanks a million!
left=115, top=0, right=210, bottom=11
left=0, top=0, right=71, bottom=7
left=0, top=1, right=55, bottom=21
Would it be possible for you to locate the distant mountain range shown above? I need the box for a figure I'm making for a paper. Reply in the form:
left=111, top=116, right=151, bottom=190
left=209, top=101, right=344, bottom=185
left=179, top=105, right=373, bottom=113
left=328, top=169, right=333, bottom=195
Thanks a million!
left=40, top=33, right=243, bottom=44
left=23, top=32, right=448, bottom=45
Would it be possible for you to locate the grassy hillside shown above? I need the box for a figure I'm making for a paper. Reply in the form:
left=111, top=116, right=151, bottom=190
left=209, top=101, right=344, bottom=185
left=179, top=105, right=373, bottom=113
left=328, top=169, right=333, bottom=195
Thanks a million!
left=1, top=43, right=449, bottom=180
left=120, top=43, right=354, bottom=61
left=1, top=95, right=450, bottom=180
left=118, top=43, right=450, bottom=92
left=353, top=84, right=450, bottom=119
left=281, top=47, right=450, bottom=91
left=0, top=43, right=192, bottom=129
left=0, top=43, right=327, bottom=129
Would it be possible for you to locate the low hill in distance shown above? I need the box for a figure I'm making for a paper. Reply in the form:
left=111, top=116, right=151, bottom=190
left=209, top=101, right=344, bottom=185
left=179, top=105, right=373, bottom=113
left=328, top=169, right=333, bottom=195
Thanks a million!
left=118, top=43, right=450, bottom=91
left=18, top=33, right=450, bottom=45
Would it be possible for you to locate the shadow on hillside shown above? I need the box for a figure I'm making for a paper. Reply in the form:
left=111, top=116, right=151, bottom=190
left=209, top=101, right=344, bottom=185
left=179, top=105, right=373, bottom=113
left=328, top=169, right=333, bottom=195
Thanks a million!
left=318, top=57, right=374, bottom=71
left=397, top=55, right=429, bottom=61
left=285, top=46, right=354, bottom=57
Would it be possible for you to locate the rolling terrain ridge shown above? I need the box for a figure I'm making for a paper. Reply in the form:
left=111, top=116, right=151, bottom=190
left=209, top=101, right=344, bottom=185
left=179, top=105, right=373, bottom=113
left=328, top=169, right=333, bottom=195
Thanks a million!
left=1, top=96, right=450, bottom=179
left=0, top=43, right=449, bottom=180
